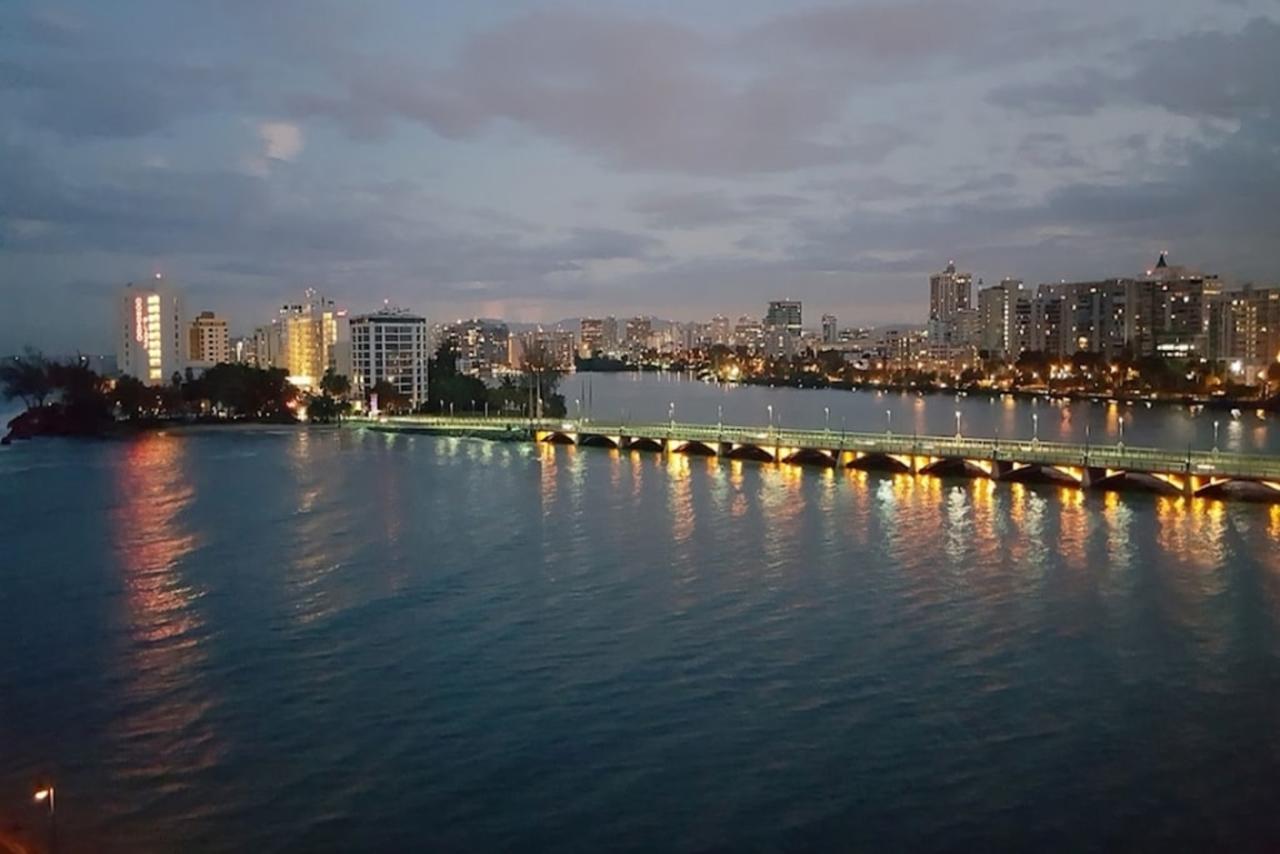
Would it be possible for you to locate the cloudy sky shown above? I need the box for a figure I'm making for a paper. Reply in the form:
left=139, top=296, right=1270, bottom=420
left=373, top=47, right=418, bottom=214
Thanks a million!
left=2, top=0, right=1278, bottom=353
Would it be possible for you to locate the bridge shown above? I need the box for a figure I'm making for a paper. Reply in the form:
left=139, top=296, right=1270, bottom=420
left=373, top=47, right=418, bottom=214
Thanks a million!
left=352, top=415, right=1280, bottom=501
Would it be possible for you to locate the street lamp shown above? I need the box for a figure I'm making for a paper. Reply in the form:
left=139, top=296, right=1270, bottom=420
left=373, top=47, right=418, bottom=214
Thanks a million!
left=1032, top=412, right=1039, bottom=443
left=668, top=401, right=675, bottom=430
left=886, top=408, right=892, bottom=435
left=33, top=786, right=54, bottom=815
left=767, top=404, right=774, bottom=433
left=717, top=404, right=723, bottom=432
left=824, top=406, right=830, bottom=434
left=955, top=409, right=962, bottom=438
left=1118, top=415, right=1125, bottom=446
left=1213, top=419, right=1220, bottom=453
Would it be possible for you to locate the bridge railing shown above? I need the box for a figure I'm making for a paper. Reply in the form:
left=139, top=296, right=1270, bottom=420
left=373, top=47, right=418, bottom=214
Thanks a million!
left=353, top=415, right=1280, bottom=480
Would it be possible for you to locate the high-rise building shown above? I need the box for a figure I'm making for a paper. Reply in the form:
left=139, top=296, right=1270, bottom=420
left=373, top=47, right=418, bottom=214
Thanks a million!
left=350, top=308, right=429, bottom=407
left=601, top=316, right=619, bottom=350
left=733, top=315, right=765, bottom=353
left=929, top=261, right=973, bottom=324
left=251, top=322, right=283, bottom=369
left=279, top=290, right=342, bottom=388
left=436, top=319, right=511, bottom=371
left=625, top=317, right=652, bottom=350
left=977, top=278, right=1029, bottom=359
left=766, top=300, right=802, bottom=337
left=117, top=275, right=184, bottom=385
left=821, top=314, right=838, bottom=346
left=580, top=318, right=605, bottom=356
left=710, top=314, right=731, bottom=346
left=1211, top=286, right=1280, bottom=380
left=188, top=311, right=230, bottom=366
left=511, top=330, right=576, bottom=371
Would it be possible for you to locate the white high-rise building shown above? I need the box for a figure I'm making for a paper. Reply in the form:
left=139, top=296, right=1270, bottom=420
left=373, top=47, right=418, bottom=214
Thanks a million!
left=118, top=275, right=184, bottom=385
left=350, top=308, right=430, bottom=407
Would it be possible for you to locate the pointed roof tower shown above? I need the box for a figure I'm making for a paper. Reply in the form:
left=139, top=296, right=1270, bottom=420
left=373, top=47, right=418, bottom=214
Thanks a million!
left=1155, top=252, right=1168, bottom=269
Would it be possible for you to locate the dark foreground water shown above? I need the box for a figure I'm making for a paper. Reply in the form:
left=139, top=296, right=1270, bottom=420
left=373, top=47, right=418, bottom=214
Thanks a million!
left=4, top=424, right=1280, bottom=852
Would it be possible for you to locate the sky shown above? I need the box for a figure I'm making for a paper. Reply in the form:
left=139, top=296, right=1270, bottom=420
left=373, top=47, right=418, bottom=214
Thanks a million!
left=2, top=0, right=1278, bottom=353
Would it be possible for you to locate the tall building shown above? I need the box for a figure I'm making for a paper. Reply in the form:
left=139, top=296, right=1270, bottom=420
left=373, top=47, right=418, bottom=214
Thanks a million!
left=350, top=308, right=429, bottom=407
left=821, top=314, right=838, bottom=346
left=117, top=275, right=184, bottom=385
left=1212, top=286, right=1280, bottom=379
left=1134, top=254, right=1217, bottom=357
left=436, top=319, right=511, bottom=371
left=625, top=317, right=652, bottom=350
left=710, top=314, right=731, bottom=346
left=251, top=322, right=283, bottom=369
left=733, top=315, right=765, bottom=353
left=511, top=330, right=576, bottom=370
left=929, top=261, right=973, bottom=324
left=766, top=300, right=802, bottom=337
left=580, top=317, right=605, bottom=356
left=279, top=290, right=342, bottom=388
left=188, top=311, right=230, bottom=366
left=977, top=278, right=1029, bottom=359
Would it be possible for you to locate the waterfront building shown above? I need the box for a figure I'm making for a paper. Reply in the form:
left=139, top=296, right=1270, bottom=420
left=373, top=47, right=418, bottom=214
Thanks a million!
left=766, top=300, right=802, bottom=337
left=188, top=311, right=230, bottom=366
left=279, top=290, right=343, bottom=389
left=350, top=308, right=429, bottom=407
left=601, top=316, right=619, bottom=351
left=1212, top=286, right=1280, bottom=381
left=733, top=316, right=765, bottom=353
left=117, top=275, right=184, bottom=385
left=978, top=278, right=1029, bottom=359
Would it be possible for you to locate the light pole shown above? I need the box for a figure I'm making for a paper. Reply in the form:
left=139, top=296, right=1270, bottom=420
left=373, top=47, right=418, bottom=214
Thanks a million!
left=885, top=408, right=892, bottom=435
left=954, top=409, right=962, bottom=439
left=34, top=785, right=54, bottom=854
left=668, top=401, right=675, bottom=431
left=824, top=406, right=830, bottom=434
left=575, top=398, right=582, bottom=421
left=1213, top=419, right=1220, bottom=453
left=717, top=404, right=723, bottom=435
left=1118, top=415, right=1125, bottom=447
left=1032, top=412, right=1039, bottom=444
left=767, top=404, right=774, bottom=434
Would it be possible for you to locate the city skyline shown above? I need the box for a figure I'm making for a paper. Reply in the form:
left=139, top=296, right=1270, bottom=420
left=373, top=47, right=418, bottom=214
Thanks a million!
left=3, top=1, right=1279, bottom=354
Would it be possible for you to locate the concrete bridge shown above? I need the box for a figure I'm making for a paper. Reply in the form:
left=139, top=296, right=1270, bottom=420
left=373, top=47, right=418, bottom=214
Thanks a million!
left=353, top=415, right=1280, bottom=501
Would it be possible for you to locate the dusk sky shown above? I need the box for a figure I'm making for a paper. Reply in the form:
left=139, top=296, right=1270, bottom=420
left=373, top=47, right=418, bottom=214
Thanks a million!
left=3, top=0, right=1278, bottom=353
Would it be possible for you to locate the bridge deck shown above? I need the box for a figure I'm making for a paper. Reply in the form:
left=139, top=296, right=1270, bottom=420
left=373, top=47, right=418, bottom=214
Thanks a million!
left=351, top=415, right=1280, bottom=484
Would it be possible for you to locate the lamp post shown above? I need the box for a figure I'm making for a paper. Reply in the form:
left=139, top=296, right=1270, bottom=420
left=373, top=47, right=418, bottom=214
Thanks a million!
left=1032, top=412, right=1039, bottom=444
left=717, top=404, right=723, bottom=436
left=1118, top=415, right=1125, bottom=447
left=1213, top=419, right=1220, bottom=453
left=824, top=406, right=830, bottom=434
left=886, top=408, right=892, bottom=435
left=668, top=401, right=675, bottom=432
left=767, top=404, right=774, bottom=435
left=33, top=785, right=54, bottom=854
left=955, top=409, right=962, bottom=439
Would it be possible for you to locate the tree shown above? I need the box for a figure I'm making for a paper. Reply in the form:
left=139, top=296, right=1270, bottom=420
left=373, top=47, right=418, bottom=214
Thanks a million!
left=0, top=349, right=52, bottom=409
left=307, top=393, right=350, bottom=423
left=112, top=375, right=151, bottom=419
left=520, top=339, right=566, bottom=417
left=320, top=368, right=351, bottom=399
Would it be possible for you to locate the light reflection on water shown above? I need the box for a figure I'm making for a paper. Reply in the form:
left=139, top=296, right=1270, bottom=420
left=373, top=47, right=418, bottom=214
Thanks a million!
left=3, top=427, right=1280, bottom=852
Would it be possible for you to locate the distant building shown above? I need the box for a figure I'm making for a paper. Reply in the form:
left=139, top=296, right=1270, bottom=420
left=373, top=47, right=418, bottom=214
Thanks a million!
left=350, top=308, right=429, bottom=407
left=251, top=322, right=283, bottom=369
left=733, top=315, right=765, bottom=353
left=625, top=317, right=652, bottom=351
left=821, top=314, right=838, bottom=346
left=188, top=311, right=230, bottom=366
left=1210, top=286, right=1280, bottom=382
left=766, top=300, right=802, bottom=337
left=580, top=317, right=606, bottom=356
left=511, top=329, right=576, bottom=371
left=977, top=278, right=1029, bottom=359
left=117, top=275, right=184, bottom=385
left=929, top=261, right=972, bottom=325
left=436, top=319, right=511, bottom=371
left=710, top=314, right=731, bottom=346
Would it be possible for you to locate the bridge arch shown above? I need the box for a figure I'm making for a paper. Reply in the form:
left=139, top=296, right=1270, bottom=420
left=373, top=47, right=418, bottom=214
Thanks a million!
left=725, top=444, right=775, bottom=463
left=846, top=452, right=911, bottom=473
left=624, top=436, right=664, bottom=453
left=578, top=434, right=620, bottom=449
left=674, top=440, right=717, bottom=456
left=784, top=448, right=837, bottom=467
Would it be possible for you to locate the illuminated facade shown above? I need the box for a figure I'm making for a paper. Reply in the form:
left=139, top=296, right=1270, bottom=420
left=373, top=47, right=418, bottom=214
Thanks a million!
left=118, top=275, right=184, bottom=385
left=279, top=290, right=343, bottom=389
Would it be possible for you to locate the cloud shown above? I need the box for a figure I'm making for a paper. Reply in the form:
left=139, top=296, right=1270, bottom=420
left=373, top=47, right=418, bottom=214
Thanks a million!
left=989, top=17, right=1280, bottom=121
left=259, top=122, right=304, bottom=161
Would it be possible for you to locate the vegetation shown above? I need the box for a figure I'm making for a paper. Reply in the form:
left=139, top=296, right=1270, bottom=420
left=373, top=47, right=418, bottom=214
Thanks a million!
left=2, top=351, right=305, bottom=441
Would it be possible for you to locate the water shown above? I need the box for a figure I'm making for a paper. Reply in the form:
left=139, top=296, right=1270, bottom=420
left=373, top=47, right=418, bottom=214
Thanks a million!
left=3, top=380, right=1280, bottom=852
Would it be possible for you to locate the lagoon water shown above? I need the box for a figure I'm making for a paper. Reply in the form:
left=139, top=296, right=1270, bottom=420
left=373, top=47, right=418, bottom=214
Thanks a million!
left=4, top=376, right=1280, bottom=852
